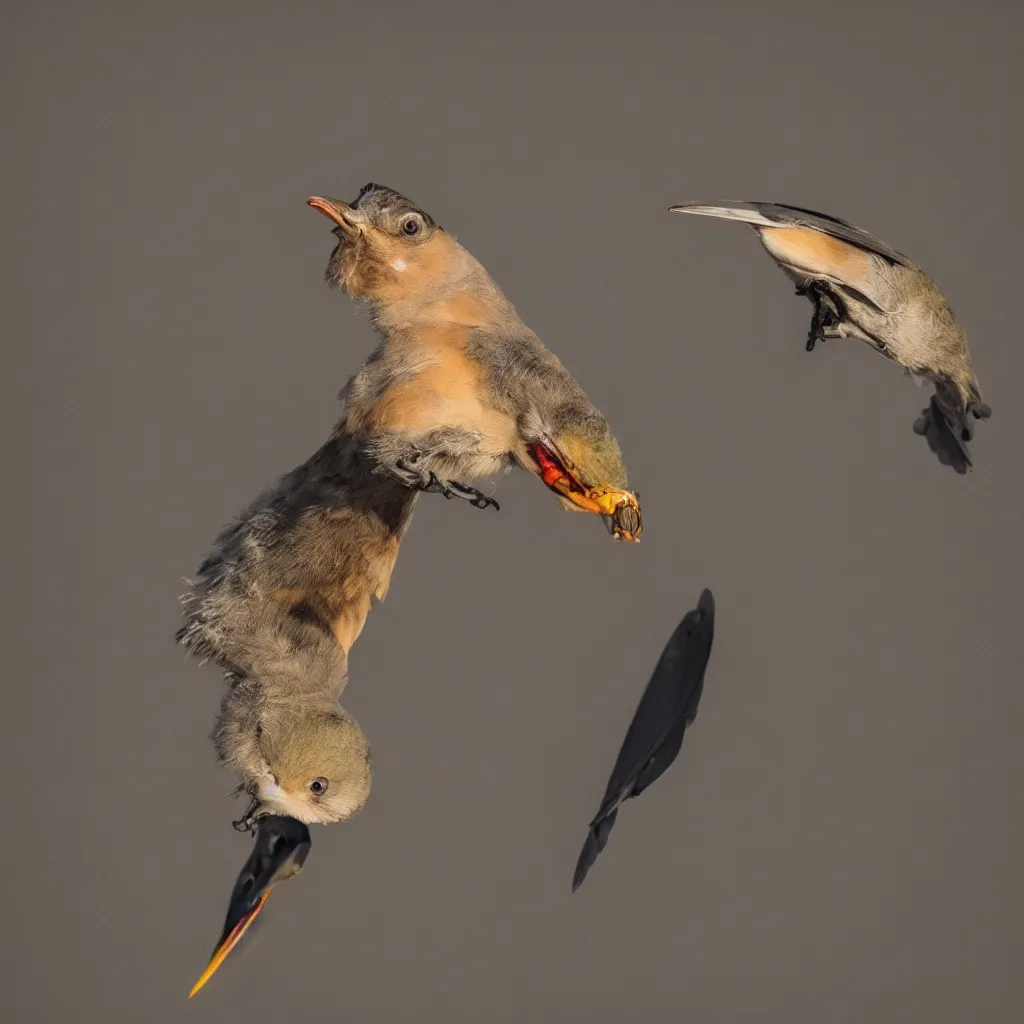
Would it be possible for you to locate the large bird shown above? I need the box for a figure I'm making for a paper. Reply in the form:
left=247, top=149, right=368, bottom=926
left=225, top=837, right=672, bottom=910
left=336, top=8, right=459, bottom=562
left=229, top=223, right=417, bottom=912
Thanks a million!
left=670, top=200, right=991, bottom=473
left=572, top=589, right=716, bottom=892
left=178, top=434, right=418, bottom=996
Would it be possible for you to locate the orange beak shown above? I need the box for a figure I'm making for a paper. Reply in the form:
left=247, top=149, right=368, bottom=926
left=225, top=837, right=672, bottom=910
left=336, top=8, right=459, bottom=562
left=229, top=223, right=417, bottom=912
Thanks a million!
left=528, top=442, right=643, bottom=542
left=188, top=889, right=272, bottom=998
left=306, top=195, right=364, bottom=233
left=188, top=815, right=312, bottom=999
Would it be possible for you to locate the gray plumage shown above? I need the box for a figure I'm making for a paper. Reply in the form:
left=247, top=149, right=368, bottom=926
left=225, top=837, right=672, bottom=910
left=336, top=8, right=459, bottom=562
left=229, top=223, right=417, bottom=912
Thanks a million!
left=306, top=183, right=643, bottom=541
left=670, top=199, right=991, bottom=473
left=177, top=433, right=418, bottom=828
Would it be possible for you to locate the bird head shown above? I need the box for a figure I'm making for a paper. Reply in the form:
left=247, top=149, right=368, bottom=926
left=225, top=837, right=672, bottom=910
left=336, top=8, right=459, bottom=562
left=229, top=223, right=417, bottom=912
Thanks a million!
left=189, top=707, right=372, bottom=997
left=250, top=706, right=373, bottom=827
left=307, top=182, right=458, bottom=305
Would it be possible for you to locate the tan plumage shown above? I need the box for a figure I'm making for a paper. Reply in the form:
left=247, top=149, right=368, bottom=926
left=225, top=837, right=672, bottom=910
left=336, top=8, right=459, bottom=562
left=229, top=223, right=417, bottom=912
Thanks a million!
left=179, top=429, right=426, bottom=995
left=180, top=184, right=646, bottom=995
left=307, top=183, right=643, bottom=540
left=670, top=200, right=991, bottom=474
left=177, top=435, right=418, bottom=828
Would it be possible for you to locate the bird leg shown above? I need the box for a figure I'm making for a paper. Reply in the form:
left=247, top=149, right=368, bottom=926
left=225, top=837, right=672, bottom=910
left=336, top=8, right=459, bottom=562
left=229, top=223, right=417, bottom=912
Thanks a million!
left=381, top=449, right=499, bottom=511
left=232, top=793, right=260, bottom=834
left=819, top=316, right=891, bottom=360
left=798, top=284, right=842, bottom=352
left=526, top=441, right=642, bottom=542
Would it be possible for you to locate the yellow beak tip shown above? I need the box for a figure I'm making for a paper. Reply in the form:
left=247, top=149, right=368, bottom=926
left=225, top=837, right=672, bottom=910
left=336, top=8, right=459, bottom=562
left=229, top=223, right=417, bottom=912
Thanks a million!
left=187, top=887, right=272, bottom=998
left=188, top=966, right=216, bottom=999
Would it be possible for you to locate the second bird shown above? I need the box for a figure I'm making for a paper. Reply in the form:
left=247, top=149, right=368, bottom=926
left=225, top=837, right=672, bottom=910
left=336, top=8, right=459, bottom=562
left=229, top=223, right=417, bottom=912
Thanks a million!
left=670, top=200, right=991, bottom=474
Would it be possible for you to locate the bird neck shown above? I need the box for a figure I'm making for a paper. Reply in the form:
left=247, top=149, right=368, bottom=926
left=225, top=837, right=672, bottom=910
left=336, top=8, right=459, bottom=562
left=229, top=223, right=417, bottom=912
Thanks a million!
left=371, top=245, right=517, bottom=333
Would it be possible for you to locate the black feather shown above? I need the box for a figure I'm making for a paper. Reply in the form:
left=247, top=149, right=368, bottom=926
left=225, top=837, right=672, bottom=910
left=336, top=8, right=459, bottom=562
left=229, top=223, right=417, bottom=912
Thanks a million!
left=572, top=589, right=717, bottom=892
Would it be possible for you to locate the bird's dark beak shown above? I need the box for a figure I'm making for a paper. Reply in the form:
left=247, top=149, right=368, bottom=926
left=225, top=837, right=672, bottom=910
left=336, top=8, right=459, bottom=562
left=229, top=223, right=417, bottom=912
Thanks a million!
left=306, top=195, right=364, bottom=234
left=188, top=815, right=312, bottom=998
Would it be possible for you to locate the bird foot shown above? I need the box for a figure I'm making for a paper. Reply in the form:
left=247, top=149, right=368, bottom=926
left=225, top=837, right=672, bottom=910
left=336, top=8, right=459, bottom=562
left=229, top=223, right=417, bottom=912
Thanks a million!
left=232, top=794, right=260, bottom=834
left=387, top=453, right=499, bottom=511
left=804, top=288, right=841, bottom=352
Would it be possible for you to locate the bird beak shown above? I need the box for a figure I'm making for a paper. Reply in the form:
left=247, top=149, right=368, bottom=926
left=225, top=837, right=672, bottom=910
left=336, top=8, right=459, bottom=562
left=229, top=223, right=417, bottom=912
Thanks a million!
left=188, top=815, right=312, bottom=999
left=306, top=195, right=365, bottom=234
left=526, top=441, right=643, bottom=542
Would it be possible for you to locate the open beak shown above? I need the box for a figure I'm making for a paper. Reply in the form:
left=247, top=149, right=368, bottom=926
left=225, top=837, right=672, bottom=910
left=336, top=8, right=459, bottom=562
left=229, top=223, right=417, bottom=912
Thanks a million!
left=306, top=195, right=364, bottom=234
left=188, top=815, right=312, bottom=999
left=527, top=441, right=643, bottom=542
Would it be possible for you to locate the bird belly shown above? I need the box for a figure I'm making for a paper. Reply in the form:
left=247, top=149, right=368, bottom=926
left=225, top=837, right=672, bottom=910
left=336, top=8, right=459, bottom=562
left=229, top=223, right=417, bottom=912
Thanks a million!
left=372, top=346, right=519, bottom=466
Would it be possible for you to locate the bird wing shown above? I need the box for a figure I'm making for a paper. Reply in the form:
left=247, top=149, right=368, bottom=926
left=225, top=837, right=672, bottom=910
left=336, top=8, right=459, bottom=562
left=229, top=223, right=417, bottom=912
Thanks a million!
left=669, top=199, right=917, bottom=270
left=571, top=589, right=716, bottom=891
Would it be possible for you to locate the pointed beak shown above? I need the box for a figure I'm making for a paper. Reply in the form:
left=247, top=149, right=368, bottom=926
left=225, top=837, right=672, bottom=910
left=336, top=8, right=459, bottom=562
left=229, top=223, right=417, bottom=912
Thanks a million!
left=306, top=195, right=364, bottom=234
left=188, top=815, right=312, bottom=999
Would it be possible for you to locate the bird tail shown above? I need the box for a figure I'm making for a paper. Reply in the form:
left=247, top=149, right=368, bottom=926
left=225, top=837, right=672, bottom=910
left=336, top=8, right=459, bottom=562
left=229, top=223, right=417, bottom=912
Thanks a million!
left=668, top=200, right=780, bottom=228
left=912, top=382, right=992, bottom=476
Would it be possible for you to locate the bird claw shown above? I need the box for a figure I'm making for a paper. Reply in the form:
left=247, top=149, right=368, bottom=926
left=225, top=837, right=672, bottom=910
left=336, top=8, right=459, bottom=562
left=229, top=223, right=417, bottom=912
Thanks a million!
left=232, top=795, right=260, bottom=834
left=444, top=478, right=501, bottom=511
left=390, top=458, right=499, bottom=512
left=802, top=285, right=841, bottom=352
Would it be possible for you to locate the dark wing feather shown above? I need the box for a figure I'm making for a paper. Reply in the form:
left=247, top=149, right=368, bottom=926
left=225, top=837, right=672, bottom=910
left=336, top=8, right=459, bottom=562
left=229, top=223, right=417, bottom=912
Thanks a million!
left=671, top=199, right=917, bottom=269
left=571, top=810, right=619, bottom=893
left=571, top=589, right=716, bottom=891
left=631, top=714, right=688, bottom=798
left=589, top=588, right=715, bottom=824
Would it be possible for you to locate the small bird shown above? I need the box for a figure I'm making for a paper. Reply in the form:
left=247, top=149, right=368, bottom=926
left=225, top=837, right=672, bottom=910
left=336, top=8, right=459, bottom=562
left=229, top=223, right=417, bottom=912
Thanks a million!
left=669, top=200, right=991, bottom=474
left=178, top=434, right=419, bottom=996
left=572, top=588, right=716, bottom=893
left=306, top=183, right=643, bottom=541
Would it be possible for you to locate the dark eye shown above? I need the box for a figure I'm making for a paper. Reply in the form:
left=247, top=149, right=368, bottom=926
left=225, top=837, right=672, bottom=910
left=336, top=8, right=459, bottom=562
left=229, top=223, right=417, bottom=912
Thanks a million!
left=401, top=217, right=420, bottom=236
left=309, top=777, right=329, bottom=795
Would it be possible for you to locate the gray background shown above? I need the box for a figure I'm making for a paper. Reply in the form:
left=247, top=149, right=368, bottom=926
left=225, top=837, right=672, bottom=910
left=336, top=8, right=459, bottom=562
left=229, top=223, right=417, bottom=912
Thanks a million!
left=4, top=1, right=1021, bottom=1021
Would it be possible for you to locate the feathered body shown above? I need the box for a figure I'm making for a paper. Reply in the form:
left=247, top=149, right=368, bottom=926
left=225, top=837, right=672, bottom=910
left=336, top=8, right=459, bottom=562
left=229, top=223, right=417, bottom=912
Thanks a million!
left=179, top=181, right=643, bottom=828
left=307, top=183, right=642, bottom=540
left=178, top=432, right=417, bottom=827
left=670, top=200, right=991, bottom=473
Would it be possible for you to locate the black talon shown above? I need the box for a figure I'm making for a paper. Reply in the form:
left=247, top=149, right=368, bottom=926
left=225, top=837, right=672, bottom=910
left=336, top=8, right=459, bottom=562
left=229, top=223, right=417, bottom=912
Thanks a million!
left=232, top=795, right=260, bottom=833
left=449, top=479, right=500, bottom=511
left=425, top=472, right=454, bottom=499
left=805, top=288, right=839, bottom=352
left=469, top=495, right=500, bottom=511
left=386, top=452, right=499, bottom=511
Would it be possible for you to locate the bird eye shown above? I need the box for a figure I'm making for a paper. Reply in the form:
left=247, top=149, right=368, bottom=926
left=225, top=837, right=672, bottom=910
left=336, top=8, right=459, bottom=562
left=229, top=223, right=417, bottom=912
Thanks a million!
left=308, top=777, right=329, bottom=795
left=401, top=217, right=420, bottom=236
